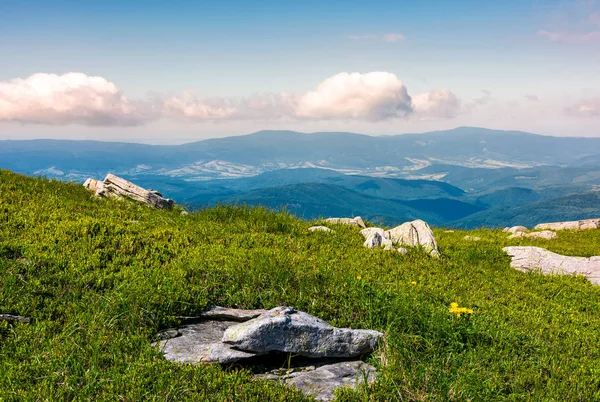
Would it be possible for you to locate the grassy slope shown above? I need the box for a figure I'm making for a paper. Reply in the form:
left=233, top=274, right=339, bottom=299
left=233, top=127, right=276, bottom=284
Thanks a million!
left=1, top=169, right=600, bottom=401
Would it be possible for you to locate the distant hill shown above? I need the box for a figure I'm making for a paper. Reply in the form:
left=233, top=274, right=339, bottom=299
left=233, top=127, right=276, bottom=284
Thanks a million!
left=215, top=182, right=484, bottom=226
left=453, top=191, right=600, bottom=229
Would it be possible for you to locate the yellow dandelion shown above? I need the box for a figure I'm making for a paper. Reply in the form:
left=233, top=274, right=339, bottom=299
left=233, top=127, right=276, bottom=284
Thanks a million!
left=356, top=275, right=362, bottom=280
left=449, top=302, right=473, bottom=317
left=410, top=281, right=417, bottom=285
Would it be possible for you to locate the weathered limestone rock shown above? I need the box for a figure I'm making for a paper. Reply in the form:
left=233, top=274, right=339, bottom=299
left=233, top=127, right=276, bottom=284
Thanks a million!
left=359, top=227, right=385, bottom=239
left=200, top=305, right=269, bottom=322
left=222, top=307, right=382, bottom=358
left=84, top=174, right=174, bottom=209
left=156, top=319, right=260, bottom=364
left=256, top=360, right=377, bottom=401
left=382, top=238, right=395, bottom=251
left=508, top=230, right=557, bottom=240
left=503, top=246, right=600, bottom=285
left=534, top=218, right=600, bottom=231
left=309, top=226, right=335, bottom=233
left=385, top=220, right=440, bottom=257
left=503, top=226, right=528, bottom=234
left=0, top=314, right=30, bottom=323
left=325, top=217, right=366, bottom=229
left=363, top=232, right=383, bottom=249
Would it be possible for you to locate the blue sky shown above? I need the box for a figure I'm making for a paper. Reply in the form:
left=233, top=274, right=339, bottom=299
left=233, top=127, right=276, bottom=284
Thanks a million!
left=1, top=0, right=599, bottom=143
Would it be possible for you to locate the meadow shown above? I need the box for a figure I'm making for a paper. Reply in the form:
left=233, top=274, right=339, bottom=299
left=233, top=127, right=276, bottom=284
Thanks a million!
left=1, top=169, right=600, bottom=401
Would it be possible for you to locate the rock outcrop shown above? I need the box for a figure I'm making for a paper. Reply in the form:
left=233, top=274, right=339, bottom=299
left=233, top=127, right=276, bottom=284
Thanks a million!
left=156, top=306, right=381, bottom=401
left=534, top=218, right=600, bottom=231
left=84, top=174, right=174, bottom=209
left=385, top=220, right=440, bottom=257
left=508, top=230, right=557, bottom=240
left=222, top=307, right=382, bottom=358
left=503, top=246, right=600, bottom=285
left=325, top=217, right=366, bottom=229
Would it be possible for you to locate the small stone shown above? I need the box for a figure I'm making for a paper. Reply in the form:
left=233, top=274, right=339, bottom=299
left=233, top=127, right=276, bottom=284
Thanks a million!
left=506, top=226, right=528, bottom=234
left=325, top=217, right=366, bottom=228
left=464, top=235, right=480, bottom=241
left=397, top=247, right=408, bottom=255
left=508, top=230, right=558, bottom=240
left=309, top=226, right=334, bottom=233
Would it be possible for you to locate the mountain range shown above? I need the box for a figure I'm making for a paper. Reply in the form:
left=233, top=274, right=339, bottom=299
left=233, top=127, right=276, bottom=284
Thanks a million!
left=2, top=126, right=600, bottom=228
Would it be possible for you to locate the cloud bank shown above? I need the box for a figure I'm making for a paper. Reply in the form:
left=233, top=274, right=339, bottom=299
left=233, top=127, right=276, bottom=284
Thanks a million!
left=566, top=99, right=600, bottom=117
left=1, top=71, right=461, bottom=126
left=0, top=73, right=148, bottom=126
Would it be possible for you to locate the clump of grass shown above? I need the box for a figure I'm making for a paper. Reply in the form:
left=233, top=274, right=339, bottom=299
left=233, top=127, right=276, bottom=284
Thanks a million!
left=1, top=169, right=600, bottom=401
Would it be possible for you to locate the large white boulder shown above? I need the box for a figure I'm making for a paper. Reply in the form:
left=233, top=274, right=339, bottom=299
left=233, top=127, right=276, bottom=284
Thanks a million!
left=385, top=219, right=440, bottom=257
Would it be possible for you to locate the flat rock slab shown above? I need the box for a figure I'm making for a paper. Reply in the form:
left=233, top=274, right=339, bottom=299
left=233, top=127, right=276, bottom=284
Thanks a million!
left=200, top=305, right=269, bottom=321
left=223, top=306, right=382, bottom=358
left=256, top=360, right=376, bottom=401
left=156, top=319, right=260, bottom=364
left=534, top=218, right=600, bottom=231
left=503, top=246, right=600, bottom=285
left=508, top=231, right=557, bottom=240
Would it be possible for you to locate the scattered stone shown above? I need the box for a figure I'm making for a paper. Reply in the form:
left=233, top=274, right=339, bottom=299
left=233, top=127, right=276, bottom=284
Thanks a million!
left=181, top=211, right=189, bottom=216
left=84, top=174, right=174, bottom=209
left=444, top=230, right=455, bottom=233
left=222, top=307, right=382, bottom=358
left=385, top=220, right=440, bottom=257
left=534, top=218, right=600, bottom=231
left=503, top=226, right=528, bottom=234
left=464, top=236, right=480, bottom=241
left=256, top=360, right=377, bottom=401
left=508, top=230, right=557, bottom=240
left=0, top=314, right=31, bottom=323
left=309, top=226, right=334, bottom=233
left=397, top=247, right=408, bottom=255
left=325, top=217, right=366, bottom=229
left=503, top=246, right=600, bottom=285
left=200, top=305, right=269, bottom=322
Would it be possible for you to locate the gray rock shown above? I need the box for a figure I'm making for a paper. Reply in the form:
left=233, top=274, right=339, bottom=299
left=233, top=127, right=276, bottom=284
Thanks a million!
left=534, top=218, right=600, bottom=231
left=385, top=219, right=440, bottom=257
left=503, top=246, right=600, bottom=285
left=508, top=230, right=557, bottom=240
left=256, top=360, right=376, bottom=401
left=200, top=305, right=268, bottom=321
left=0, top=314, right=30, bottom=323
left=309, top=226, right=334, bottom=233
left=325, top=217, right=366, bottom=229
left=222, top=307, right=382, bottom=358
left=156, top=319, right=260, bottom=364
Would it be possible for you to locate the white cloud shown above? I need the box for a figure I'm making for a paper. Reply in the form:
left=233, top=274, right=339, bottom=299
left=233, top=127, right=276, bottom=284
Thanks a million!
left=0, top=73, right=148, bottom=126
left=412, top=88, right=461, bottom=119
left=295, top=72, right=413, bottom=121
left=0, top=71, right=462, bottom=126
left=537, top=29, right=600, bottom=42
left=566, top=98, right=600, bottom=117
left=382, top=33, right=406, bottom=43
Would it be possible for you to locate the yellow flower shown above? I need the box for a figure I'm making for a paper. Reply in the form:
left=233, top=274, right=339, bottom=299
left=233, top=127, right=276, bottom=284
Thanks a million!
left=410, top=281, right=417, bottom=285
left=356, top=275, right=362, bottom=280
left=449, top=302, right=473, bottom=317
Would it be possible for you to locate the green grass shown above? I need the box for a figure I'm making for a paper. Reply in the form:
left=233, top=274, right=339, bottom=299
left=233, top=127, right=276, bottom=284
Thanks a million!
left=1, top=169, right=600, bottom=401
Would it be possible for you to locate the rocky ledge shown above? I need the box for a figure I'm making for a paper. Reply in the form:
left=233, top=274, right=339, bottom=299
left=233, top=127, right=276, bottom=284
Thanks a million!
left=156, top=306, right=382, bottom=400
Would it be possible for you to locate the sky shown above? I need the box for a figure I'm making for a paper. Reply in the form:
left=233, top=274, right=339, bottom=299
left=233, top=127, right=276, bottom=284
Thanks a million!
left=0, top=0, right=599, bottom=144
